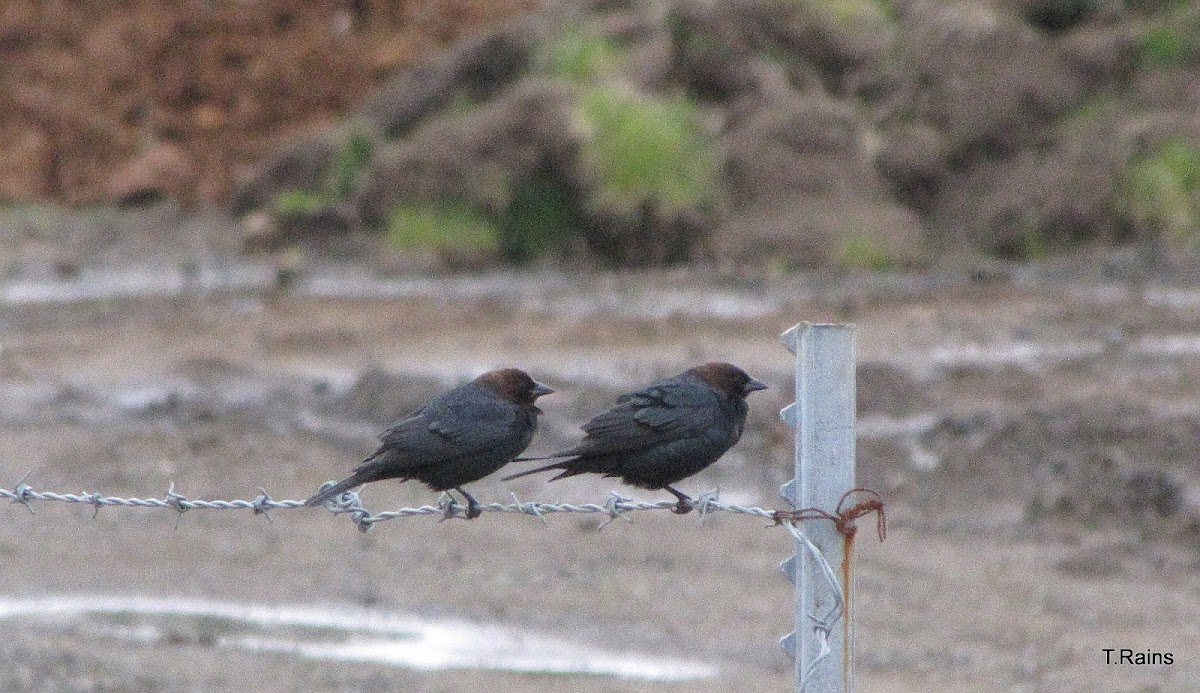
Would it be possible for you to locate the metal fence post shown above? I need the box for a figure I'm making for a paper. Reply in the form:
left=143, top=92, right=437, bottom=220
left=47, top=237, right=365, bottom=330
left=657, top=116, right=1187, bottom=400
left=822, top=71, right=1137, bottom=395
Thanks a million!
left=779, top=322, right=856, bottom=692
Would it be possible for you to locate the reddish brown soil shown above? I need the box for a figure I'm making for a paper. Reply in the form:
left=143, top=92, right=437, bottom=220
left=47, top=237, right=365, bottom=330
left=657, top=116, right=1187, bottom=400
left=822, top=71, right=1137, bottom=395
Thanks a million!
left=0, top=0, right=534, bottom=204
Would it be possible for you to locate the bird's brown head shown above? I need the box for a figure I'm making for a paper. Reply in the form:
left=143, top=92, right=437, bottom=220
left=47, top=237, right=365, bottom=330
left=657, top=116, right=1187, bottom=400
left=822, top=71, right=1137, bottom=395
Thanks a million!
left=686, top=362, right=768, bottom=399
left=475, top=368, right=555, bottom=405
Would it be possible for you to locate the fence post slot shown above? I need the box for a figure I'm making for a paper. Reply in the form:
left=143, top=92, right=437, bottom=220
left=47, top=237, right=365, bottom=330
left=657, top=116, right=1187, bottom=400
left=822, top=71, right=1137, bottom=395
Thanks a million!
left=779, top=322, right=856, bottom=693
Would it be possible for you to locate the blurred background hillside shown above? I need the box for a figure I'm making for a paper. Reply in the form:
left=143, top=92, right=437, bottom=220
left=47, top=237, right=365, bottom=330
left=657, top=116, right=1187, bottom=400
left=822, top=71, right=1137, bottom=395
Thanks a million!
left=0, top=0, right=534, bottom=203
left=3, top=0, right=1199, bottom=272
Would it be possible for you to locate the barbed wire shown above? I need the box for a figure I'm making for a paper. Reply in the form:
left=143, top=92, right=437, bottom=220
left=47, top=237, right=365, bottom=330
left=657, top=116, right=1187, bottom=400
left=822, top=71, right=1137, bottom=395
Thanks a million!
left=2, top=478, right=871, bottom=690
left=0, top=481, right=815, bottom=532
left=785, top=522, right=844, bottom=693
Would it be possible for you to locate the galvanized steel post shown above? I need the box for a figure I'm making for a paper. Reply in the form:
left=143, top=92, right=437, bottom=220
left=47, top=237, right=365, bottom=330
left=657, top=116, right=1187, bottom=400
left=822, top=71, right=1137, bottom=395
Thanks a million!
left=779, top=322, right=856, bottom=692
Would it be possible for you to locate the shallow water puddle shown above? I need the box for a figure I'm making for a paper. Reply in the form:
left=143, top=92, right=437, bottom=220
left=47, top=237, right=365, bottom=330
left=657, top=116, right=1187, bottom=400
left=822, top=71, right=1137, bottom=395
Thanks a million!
left=0, top=594, right=718, bottom=681
left=0, top=264, right=278, bottom=305
left=925, top=334, right=1200, bottom=369
left=0, top=264, right=779, bottom=321
left=928, top=339, right=1107, bottom=370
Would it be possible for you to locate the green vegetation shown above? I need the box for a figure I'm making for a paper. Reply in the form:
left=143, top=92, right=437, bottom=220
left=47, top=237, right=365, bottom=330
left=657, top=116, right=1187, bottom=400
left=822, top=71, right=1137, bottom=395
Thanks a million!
left=1018, top=225, right=1052, bottom=261
left=385, top=202, right=500, bottom=254
left=1126, top=0, right=1193, bottom=13
left=1055, top=95, right=1116, bottom=134
left=1135, top=6, right=1200, bottom=67
left=328, top=128, right=374, bottom=201
left=838, top=233, right=897, bottom=271
left=528, top=23, right=719, bottom=264
left=273, top=190, right=328, bottom=216
left=499, top=173, right=577, bottom=263
left=1137, top=26, right=1193, bottom=66
left=804, top=0, right=898, bottom=25
left=273, top=126, right=374, bottom=217
left=1120, top=137, right=1200, bottom=247
left=575, top=85, right=718, bottom=215
left=544, top=25, right=624, bottom=83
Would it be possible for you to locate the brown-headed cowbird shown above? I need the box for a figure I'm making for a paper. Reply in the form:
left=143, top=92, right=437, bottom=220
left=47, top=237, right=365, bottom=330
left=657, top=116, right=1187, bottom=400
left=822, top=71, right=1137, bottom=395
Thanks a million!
left=305, top=368, right=554, bottom=518
left=503, top=362, right=766, bottom=513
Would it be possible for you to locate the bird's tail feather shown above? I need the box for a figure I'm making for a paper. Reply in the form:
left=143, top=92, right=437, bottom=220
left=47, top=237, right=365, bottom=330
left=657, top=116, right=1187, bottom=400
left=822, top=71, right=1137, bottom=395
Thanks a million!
left=513, top=450, right=573, bottom=462
left=501, top=460, right=568, bottom=482
left=304, top=476, right=365, bottom=507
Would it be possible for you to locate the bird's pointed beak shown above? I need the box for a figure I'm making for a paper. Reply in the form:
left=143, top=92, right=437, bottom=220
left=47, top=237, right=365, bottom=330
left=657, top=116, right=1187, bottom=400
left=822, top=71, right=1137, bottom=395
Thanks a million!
left=532, top=382, right=556, bottom=398
left=744, top=377, right=768, bottom=394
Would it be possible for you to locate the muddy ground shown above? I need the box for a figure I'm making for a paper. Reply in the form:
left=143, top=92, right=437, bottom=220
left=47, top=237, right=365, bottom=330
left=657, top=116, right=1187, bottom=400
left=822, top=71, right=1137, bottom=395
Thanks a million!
left=1, top=213, right=1199, bottom=691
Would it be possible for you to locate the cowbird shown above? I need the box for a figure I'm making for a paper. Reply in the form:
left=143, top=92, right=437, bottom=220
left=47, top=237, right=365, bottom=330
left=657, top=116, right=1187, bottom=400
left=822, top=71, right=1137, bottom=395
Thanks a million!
left=305, top=368, right=554, bottom=518
left=503, top=362, right=766, bottom=513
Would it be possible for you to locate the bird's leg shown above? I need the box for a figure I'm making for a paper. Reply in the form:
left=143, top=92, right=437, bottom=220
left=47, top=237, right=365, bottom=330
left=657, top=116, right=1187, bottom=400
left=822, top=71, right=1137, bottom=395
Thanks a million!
left=663, top=485, right=694, bottom=515
left=456, top=487, right=482, bottom=519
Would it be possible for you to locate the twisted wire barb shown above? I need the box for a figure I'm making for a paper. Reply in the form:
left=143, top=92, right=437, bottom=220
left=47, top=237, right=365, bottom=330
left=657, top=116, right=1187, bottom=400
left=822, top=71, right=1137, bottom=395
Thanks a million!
left=0, top=483, right=786, bottom=532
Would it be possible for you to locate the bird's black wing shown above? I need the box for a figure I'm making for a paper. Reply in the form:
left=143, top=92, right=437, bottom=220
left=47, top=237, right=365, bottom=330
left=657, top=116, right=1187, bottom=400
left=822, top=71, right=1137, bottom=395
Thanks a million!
left=424, top=395, right=517, bottom=452
left=374, top=382, right=504, bottom=444
left=571, top=379, right=718, bottom=456
left=358, top=385, right=509, bottom=472
left=376, top=412, right=440, bottom=447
